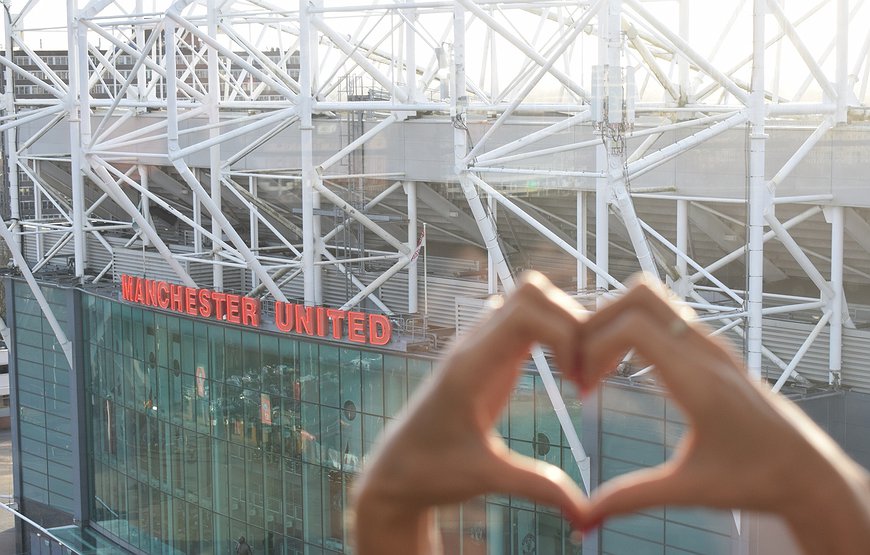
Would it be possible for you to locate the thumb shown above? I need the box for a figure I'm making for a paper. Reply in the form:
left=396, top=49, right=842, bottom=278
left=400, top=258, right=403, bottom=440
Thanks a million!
left=486, top=450, right=588, bottom=529
left=586, top=463, right=696, bottom=526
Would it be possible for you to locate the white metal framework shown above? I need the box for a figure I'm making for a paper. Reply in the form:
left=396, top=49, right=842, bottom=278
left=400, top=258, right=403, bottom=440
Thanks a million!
left=2, top=0, right=870, bottom=511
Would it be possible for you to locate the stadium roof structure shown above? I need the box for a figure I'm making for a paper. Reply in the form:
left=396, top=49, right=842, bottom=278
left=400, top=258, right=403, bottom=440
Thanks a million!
left=2, top=0, right=870, bottom=497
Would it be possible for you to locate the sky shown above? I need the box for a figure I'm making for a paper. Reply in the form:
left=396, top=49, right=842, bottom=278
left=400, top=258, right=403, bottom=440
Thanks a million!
left=1, top=0, right=867, bottom=104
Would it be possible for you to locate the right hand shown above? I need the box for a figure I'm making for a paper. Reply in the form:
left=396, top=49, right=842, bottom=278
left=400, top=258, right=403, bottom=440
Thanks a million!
left=574, top=276, right=870, bottom=553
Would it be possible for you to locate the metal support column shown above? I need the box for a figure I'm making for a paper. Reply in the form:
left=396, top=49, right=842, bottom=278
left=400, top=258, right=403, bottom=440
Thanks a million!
left=829, top=205, right=844, bottom=386
left=139, top=165, right=151, bottom=247
left=300, top=0, right=316, bottom=305
left=577, top=191, right=587, bottom=292
left=676, top=198, right=689, bottom=296
left=250, top=175, right=259, bottom=290
left=406, top=181, right=418, bottom=313
left=2, top=8, right=20, bottom=249
left=488, top=191, right=498, bottom=295
left=836, top=0, right=849, bottom=122
left=208, top=0, right=223, bottom=289
left=67, top=0, right=87, bottom=279
left=747, top=0, right=767, bottom=378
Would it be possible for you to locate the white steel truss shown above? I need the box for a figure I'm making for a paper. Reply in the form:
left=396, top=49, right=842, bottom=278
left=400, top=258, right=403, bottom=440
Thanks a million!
left=1, top=0, right=870, bottom=522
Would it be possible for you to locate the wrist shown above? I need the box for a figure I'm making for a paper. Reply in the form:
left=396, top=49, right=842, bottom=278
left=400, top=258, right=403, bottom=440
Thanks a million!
left=352, top=489, right=436, bottom=555
left=781, top=443, right=870, bottom=554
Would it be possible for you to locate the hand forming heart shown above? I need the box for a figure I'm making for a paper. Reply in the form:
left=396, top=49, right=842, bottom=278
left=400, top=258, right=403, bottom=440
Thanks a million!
left=351, top=272, right=870, bottom=555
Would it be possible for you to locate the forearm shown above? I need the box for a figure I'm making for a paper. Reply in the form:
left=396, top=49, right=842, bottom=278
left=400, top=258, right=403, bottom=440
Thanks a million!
left=782, top=441, right=870, bottom=554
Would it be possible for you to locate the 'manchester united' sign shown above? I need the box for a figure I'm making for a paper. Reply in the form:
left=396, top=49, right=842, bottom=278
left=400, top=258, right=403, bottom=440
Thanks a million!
left=120, top=274, right=392, bottom=346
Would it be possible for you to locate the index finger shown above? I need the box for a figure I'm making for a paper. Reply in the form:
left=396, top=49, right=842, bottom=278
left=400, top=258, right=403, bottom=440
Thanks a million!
left=575, top=278, right=745, bottom=416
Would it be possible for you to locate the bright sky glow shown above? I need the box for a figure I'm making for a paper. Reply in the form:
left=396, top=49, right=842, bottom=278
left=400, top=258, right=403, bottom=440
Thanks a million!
left=2, top=0, right=868, bottom=104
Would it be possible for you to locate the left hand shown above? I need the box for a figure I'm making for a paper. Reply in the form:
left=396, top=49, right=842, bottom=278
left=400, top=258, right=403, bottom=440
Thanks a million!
left=351, top=272, right=588, bottom=554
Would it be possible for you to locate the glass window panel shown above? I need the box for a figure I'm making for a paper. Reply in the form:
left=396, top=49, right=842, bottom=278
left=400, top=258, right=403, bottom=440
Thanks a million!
left=360, top=352, right=383, bottom=416
left=242, top=331, right=261, bottom=382
left=168, top=317, right=182, bottom=377
left=512, top=507, right=537, bottom=555
left=362, top=414, right=383, bottom=459
left=383, top=355, right=407, bottom=417
left=319, top=346, right=339, bottom=408
left=228, top=443, right=247, bottom=518
left=243, top=388, right=263, bottom=448
left=169, top=365, right=183, bottom=426
left=180, top=318, right=194, bottom=374
left=225, top=329, right=243, bottom=381
left=146, top=312, right=159, bottom=371
left=211, top=382, right=227, bottom=440
left=182, top=373, right=196, bottom=426
left=245, top=447, right=265, bottom=527
left=261, top=336, right=281, bottom=397
left=208, top=325, right=226, bottom=384
left=339, top=348, right=361, bottom=426
left=341, top=402, right=362, bottom=473
left=320, top=406, right=341, bottom=470
left=261, top=335, right=279, bottom=367
left=213, top=438, right=229, bottom=515
left=283, top=458, right=303, bottom=540
left=195, top=373, right=210, bottom=433
left=322, top=469, right=345, bottom=549
left=534, top=375, right=561, bottom=456
left=407, top=358, right=431, bottom=397
left=300, top=402, right=320, bottom=464
left=461, top=498, right=488, bottom=554
left=298, top=341, right=318, bottom=403
left=226, top=385, right=245, bottom=444
left=510, top=374, right=535, bottom=442
left=111, top=302, right=123, bottom=353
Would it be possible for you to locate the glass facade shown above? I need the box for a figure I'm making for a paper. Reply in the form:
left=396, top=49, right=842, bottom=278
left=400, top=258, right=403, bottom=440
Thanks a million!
left=11, top=281, right=76, bottom=520
left=6, top=280, right=736, bottom=554
left=81, top=291, right=584, bottom=554
left=599, top=385, right=731, bottom=555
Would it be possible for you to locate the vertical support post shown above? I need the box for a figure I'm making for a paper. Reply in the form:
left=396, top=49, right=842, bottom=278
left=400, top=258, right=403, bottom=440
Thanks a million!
left=300, top=0, right=316, bottom=305
left=193, top=169, right=202, bottom=251
left=68, top=288, right=88, bottom=525
left=594, top=0, right=610, bottom=299
left=207, top=0, right=223, bottom=290
left=404, top=8, right=417, bottom=101
left=747, top=0, right=767, bottom=379
left=34, top=160, right=43, bottom=260
left=67, top=0, right=86, bottom=280
left=585, top=5, right=613, bottom=551
left=313, top=185, right=323, bottom=305
left=311, top=1, right=323, bottom=305
left=2, top=10, right=20, bottom=248
left=577, top=191, right=587, bottom=291
left=406, top=181, right=418, bottom=313
left=836, top=0, right=849, bottom=122
left=135, top=0, right=147, bottom=100
left=250, top=175, right=259, bottom=290
left=679, top=0, right=690, bottom=103
left=139, top=165, right=151, bottom=247
left=487, top=191, right=497, bottom=295
left=829, top=205, right=844, bottom=386
left=676, top=199, right=688, bottom=278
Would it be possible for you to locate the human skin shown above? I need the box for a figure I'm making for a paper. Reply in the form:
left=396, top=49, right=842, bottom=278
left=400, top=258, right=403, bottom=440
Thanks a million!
left=351, top=272, right=870, bottom=554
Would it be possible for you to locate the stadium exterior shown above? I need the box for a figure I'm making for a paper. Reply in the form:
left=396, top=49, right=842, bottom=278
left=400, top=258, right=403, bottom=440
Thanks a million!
left=2, top=1, right=870, bottom=554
